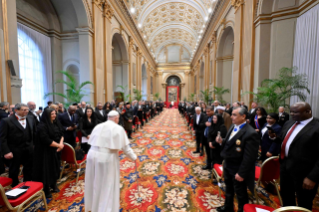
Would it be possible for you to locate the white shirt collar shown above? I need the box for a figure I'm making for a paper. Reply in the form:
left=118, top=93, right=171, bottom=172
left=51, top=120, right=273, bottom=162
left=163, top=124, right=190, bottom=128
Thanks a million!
left=299, top=117, right=313, bottom=125
left=234, top=121, right=246, bottom=128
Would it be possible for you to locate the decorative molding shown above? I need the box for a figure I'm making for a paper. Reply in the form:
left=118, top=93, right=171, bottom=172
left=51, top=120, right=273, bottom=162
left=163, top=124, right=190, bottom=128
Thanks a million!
left=83, top=0, right=93, bottom=28
left=161, top=83, right=167, bottom=88
left=231, top=0, right=245, bottom=12
left=10, top=77, right=22, bottom=88
left=104, top=1, right=114, bottom=20
left=113, top=0, right=156, bottom=67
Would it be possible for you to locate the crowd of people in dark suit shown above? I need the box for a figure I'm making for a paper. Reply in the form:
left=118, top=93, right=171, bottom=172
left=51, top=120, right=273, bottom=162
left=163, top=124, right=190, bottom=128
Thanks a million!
left=179, top=100, right=319, bottom=212
left=0, top=99, right=165, bottom=198
left=0, top=99, right=318, bottom=211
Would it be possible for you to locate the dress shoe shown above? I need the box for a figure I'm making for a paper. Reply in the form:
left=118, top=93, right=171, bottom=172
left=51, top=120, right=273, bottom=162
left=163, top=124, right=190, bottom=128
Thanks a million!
left=51, top=187, right=60, bottom=193
left=193, top=151, right=200, bottom=154
left=200, top=152, right=204, bottom=156
left=202, top=165, right=212, bottom=170
left=216, top=206, right=234, bottom=212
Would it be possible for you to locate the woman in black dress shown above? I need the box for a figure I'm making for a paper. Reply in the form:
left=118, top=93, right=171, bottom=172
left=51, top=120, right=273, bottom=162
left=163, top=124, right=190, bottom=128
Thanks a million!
left=33, top=108, right=64, bottom=198
left=79, top=107, right=100, bottom=154
left=253, top=107, right=267, bottom=133
left=208, top=114, right=227, bottom=165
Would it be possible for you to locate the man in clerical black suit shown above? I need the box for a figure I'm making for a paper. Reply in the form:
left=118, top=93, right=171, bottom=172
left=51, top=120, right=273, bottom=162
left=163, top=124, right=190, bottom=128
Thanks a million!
left=95, top=103, right=107, bottom=122
left=270, top=102, right=319, bottom=210
left=0, top=103, right=36, bottom=187
left=216, top=107, right=259, bottom=212
left=277, top=106, right=289, bottom=127
left=76, top=101, right=86, bottom=118
left=58, top=105, right=79, bottom=147
left=27, top=101, right=41, bottom=126
left=193, top=107, right=207, bottom=156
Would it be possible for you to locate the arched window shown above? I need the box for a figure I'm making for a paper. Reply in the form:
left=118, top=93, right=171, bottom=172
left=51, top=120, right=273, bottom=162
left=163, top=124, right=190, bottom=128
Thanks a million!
left=17, top=23, right=52, bottom=107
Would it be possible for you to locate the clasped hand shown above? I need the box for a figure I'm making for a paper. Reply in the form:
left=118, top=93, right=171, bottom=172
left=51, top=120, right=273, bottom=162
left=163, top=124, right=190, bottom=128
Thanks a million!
left=303, top=177, right=316, bottom=190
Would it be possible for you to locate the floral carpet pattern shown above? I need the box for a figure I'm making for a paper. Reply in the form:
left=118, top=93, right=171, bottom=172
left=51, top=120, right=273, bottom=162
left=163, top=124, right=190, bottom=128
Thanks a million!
left=0, top=109, right=318, bottom=212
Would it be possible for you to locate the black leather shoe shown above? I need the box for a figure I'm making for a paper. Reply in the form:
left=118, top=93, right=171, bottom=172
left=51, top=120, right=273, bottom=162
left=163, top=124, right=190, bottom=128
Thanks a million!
left=200, top=152, right=204, bottom=156
left=202, top=165, right=212, bottom=170
left=52, top=188, right=60, bottom=193
left=193, top=151, right=200, bottom=154
left=216, top=206, right=234, bottom=212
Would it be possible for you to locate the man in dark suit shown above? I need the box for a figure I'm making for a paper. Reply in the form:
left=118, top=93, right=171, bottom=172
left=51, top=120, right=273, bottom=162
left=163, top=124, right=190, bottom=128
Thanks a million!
left=95, top=103, right=107, bottom=122
left=137, top=101, right=145, bottom=128
left=76, top=101, right=86, bottom=118
left=27, top=101, right=41, bottom=125
left=193, top=107, right=207, bottom=156
left=0, top=102, right=9, bottom=121
left=248, top=102, right=258, bottom=127
left=216, top=107, right=259, bottom=212
left=270, top=102, right=319, bottom=210
left=277, top=106, right=289, bottom=127
left=0, top=103, right=36, bottom=186
left=44, top=100, right=52, bottom=111
left=58, top=105, right=79, bottom=147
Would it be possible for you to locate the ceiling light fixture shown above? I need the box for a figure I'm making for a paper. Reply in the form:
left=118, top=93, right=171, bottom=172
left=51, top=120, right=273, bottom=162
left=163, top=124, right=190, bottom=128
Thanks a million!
left=208, top=8, right=212, bottom=13
left=130, top=7, right=136, bottom=14
left=205, top=16, right=208, bottom=21
left=144, top=35, right=146, bottom=38
left=138, top=23, right=142, bottom=28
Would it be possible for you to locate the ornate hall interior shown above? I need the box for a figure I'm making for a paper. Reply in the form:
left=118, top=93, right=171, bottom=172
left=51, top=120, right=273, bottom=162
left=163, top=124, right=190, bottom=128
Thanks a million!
left=0, top=0, right=319, bottom=212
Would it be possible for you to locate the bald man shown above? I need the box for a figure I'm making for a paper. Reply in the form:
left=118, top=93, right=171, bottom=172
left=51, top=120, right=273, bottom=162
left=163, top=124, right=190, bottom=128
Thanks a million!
left=27, top=101, right=41, bottom=125
left=271, top=102, right=319, bottom=210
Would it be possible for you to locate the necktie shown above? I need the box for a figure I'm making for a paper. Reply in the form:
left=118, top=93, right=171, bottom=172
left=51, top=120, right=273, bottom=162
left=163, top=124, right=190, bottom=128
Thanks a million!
left=204, top=117, right=212, bottom=137
left=71, top=115, right=74, bottom=122
left=280, top=122, right=300, bottom=159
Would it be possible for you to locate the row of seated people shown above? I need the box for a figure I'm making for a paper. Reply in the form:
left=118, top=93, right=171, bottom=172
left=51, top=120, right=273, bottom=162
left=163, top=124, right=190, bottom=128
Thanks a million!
left=181, top=101, right=319, bottom=212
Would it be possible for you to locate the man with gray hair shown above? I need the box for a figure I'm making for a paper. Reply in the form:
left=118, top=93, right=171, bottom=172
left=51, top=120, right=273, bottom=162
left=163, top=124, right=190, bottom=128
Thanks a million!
left=85, top=110, right=137, bottom=212
left=278, top=106, right=289, bottom=127
left=0, top=103, right=37, bottom=186
left=0, top=102, right=9, bottom=121
left=216, top=107, right=259, bottom=212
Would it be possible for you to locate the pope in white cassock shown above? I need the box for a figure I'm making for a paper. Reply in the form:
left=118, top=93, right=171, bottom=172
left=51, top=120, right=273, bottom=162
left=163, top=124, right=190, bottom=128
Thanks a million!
left=85, top=110, right=137, bottom=212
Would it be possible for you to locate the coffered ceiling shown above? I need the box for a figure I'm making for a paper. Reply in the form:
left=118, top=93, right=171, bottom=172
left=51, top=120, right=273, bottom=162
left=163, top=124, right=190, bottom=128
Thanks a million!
left=124, top=0, right=217, bottom=63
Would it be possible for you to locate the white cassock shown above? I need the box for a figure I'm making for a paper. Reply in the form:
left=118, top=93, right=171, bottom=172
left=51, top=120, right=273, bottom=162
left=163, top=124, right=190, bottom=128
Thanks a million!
left=85, top=120, right=137, bottom=212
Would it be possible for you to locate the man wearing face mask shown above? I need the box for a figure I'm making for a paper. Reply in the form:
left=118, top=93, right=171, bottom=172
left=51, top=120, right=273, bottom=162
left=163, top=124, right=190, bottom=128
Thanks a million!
left=0, top=103, right=37, bottom=186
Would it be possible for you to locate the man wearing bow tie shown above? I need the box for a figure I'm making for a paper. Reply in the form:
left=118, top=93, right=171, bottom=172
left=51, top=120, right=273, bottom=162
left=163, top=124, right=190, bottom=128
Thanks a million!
left=0, top=103, right=36, bottom=186
left=216, top=107, right=259, bottom=212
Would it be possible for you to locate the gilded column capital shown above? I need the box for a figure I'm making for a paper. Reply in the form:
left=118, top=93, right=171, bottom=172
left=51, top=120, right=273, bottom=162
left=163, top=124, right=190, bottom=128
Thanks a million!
left=161, top=83, right=167, bottom=88
left=103, top=1, right=114, bottom=20
left=158, top=71, right=163, bottom=76
left=231, top=0, right=245, bottom=11
left=184, top=70, right=190, bottom=76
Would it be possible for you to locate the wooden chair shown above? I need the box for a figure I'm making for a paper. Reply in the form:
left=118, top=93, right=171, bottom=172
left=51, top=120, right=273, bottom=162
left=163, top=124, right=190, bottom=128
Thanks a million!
left=212, top=162, right=224, bottom=201
left=0, top=182, right=47, bottom=212
left=59, top=143, right=87, bottom=184
left=0, top=177, right=12, bottom=190
left=254, top=156, right=282, bottom=205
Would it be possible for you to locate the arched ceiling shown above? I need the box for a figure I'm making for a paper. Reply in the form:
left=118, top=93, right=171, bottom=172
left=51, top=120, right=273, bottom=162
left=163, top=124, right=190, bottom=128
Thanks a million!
left=125, top=0, right=217, bottom=63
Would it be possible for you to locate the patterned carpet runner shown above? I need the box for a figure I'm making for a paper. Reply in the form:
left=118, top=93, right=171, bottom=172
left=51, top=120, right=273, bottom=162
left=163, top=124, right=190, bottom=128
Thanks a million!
left=0, top=109, right=318, bottom=211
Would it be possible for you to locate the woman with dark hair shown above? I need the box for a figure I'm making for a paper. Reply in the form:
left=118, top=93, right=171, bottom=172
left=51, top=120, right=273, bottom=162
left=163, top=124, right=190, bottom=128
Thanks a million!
left=33, top=108, right=64, bottom=198
left=208, top=114, right=228, bottom=165
left=253, top=107, right=267, bottom=133
left=201, top=102, right=207, bottom=113
left=260, top=113, right=282, bottom=161
left=103, top=102, right=111, bottom=114
left=79, top=107, right=101, bottom=153
left=225, top=103, right=232, bottom=115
